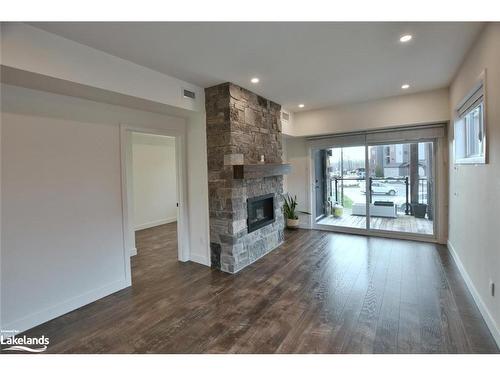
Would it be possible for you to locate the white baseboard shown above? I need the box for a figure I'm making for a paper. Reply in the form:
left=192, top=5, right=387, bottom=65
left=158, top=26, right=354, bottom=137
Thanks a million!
left=134, top=217, right=176, bottom=231
left=1, top=278, right=130, bottom=337
left=447, top=240, right=500, bottom=348
left=129, top=247, right=137, bottom=257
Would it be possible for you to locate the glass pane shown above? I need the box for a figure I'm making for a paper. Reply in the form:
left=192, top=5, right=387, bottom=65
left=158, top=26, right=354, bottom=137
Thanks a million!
left=466, top=104, right=483, bottom=157
left=316, top=146, right=367, bottom=230
left=368, top=142, right=434, bottom=235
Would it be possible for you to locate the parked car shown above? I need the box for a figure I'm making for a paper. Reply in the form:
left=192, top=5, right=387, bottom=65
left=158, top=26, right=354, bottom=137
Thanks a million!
left=361, top=182, right=397, bottom=195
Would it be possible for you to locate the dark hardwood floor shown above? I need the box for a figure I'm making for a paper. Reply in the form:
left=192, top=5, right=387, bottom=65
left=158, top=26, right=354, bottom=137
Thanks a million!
left=19, top=223, right=498, bottom=353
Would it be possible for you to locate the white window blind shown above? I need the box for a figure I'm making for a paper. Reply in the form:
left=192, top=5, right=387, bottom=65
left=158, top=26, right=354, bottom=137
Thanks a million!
left=457, top=83, right=483, bottom=118
left=307, top=123, right=446, bottom=150
left=307, top=133, right=366, bottom=150
left=365, top=124, right=445, bottom=144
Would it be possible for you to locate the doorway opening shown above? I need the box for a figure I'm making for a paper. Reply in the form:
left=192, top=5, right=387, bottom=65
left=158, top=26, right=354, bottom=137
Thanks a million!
left=314, top=139, right=436, bottom=239
left=130, top=132, right=179, bottom=275
left=120, top=125, right=188, bottom=285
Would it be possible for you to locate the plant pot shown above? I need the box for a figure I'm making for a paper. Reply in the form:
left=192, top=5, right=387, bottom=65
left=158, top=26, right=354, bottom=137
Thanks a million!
left=286, top=218, right=300, bottom=229
left=332, top=203, right=343, bottom=217
left=412, top=203, right=427, bottom=219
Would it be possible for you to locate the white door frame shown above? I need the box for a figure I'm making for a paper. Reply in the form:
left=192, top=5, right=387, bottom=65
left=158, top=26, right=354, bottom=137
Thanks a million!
left=120, top=123, right=190, bottom=284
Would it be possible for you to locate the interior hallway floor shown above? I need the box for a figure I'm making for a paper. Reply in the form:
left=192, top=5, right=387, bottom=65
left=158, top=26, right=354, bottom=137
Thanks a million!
left=18, top=224, right=499, bottom=353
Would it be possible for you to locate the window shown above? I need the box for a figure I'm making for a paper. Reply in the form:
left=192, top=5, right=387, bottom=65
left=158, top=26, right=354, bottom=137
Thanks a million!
left=454, top=76, right=486, bottom=164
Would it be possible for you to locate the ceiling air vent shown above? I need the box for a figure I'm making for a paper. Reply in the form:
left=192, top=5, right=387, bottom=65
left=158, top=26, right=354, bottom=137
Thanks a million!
left=183, top=89, right=196, bottom=99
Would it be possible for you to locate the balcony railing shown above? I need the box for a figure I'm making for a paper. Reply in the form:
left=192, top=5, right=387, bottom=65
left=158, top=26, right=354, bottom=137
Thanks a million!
left=330, top=176, right=432, bottom=216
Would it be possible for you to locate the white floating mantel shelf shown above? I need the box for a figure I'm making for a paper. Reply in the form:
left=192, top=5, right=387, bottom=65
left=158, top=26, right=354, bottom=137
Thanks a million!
left=232, top=163, right=292, bottom=180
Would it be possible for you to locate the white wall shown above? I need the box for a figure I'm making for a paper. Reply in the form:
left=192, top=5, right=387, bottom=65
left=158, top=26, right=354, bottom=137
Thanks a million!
left=0, top=22, right=211, bottom=335
left=184, top=112, right=211, bottom=266
left=1, top=23, right=203, bottom=112
left=282, top=136, right=311, bottom=228
left=1, top=21, right=211, bottom=265
left=1, top=95, right=127, bottom=333
left=0, top=83, right=210, bottom=334
left=287, top=88, right=449, bottom=137
left=448, top=23, right=500, bottom=345
left=132, top=133, right=177, bottom=231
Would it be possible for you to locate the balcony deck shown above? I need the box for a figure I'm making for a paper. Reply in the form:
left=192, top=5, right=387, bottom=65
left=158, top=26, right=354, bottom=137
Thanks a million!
left=317, top=212, right=434, bottom=235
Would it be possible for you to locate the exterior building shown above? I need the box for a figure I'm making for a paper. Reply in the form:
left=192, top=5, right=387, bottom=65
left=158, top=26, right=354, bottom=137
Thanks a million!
left=370, top=143, right=429, bottom=178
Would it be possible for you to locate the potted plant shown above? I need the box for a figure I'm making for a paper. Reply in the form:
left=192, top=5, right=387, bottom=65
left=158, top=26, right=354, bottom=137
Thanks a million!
left=282, top=194, right=309, bottom=229
left=332, top=201, right=344, bottom=217
left=412, top=203, right=428, bottom=219
left=326, top=197, right=343, bottom=217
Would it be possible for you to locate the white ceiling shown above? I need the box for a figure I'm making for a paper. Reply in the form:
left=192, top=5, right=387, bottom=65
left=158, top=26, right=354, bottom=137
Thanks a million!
left=30, top=22, right=483, bottom=111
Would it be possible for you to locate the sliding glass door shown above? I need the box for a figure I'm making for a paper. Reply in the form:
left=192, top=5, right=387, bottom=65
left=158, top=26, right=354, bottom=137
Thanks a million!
left=313, top=138, right=436, bottom=239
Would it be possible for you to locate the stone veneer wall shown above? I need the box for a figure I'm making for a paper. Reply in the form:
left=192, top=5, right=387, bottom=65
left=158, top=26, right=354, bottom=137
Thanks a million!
left=205, top=82, right=284, bottom=273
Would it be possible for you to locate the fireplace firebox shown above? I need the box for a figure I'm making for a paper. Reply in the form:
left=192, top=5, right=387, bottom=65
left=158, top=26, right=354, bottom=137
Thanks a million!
left=247, top=193, right=275, bottom=233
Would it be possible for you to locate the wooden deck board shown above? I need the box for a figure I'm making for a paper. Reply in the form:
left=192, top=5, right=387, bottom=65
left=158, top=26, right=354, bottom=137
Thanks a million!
left=318, top=212, right=433, bottom=235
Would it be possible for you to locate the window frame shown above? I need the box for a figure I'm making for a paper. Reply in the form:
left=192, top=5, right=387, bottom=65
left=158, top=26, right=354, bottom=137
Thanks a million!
left=453, top=70, right=487, bottom=165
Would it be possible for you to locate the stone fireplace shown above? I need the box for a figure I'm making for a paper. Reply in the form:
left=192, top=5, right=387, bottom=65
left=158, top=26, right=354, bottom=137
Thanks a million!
left=205, top=82, right=288, bottom=273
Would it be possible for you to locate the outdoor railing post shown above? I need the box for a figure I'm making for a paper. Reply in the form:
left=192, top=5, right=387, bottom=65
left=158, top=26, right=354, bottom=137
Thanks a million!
left=335, top=178, right=338, bottom=203
left=341, top=178, right=344, bottom=206
left=369, top=177, right=373, bottom=204
left=419, top=179, right=423, bottom=204
left=405, top=176, right=409, bottom=215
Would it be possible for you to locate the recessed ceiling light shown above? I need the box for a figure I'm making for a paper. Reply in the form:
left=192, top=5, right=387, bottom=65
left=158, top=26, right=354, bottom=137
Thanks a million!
left=401, top=84, right=410, bottom=90
left=400, top=34, right=412, bottom=43
left=250, top=77, right=259, bottom=84
left=298, top=104, right=305, bottom=108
